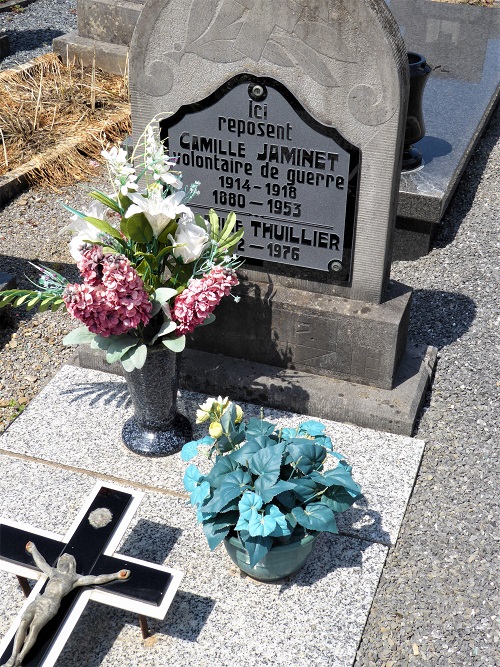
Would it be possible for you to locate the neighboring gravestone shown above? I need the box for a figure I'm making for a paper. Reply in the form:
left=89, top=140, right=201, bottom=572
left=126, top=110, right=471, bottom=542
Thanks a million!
left=125, top=0, right=436, bottom=432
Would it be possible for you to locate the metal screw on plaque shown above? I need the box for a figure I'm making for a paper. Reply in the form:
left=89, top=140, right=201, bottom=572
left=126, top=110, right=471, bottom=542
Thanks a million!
left=248, top=83, right=267, bottom=101
left=329, top=261, right=343, bottom=273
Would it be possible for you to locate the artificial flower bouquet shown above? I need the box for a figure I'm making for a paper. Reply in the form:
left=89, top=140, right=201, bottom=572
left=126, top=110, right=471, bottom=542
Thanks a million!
left=0, top=123, right=243, bottom=370
left=181, top=397, right=362, bottom=568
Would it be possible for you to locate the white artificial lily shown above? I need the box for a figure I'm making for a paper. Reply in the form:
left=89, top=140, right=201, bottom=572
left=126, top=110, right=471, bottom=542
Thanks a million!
left=101, top=146, right=138, bottom=195
left=60, top=202, right=107, bottom=261
left=125, top=189, right=191, bottom=238
left=144, top=126, right=183, bottom=189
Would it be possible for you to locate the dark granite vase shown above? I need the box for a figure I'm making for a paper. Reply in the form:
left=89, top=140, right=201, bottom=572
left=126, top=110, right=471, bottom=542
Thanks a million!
left=122, top=345, right=192, bottom=456
left=402, top=52, right=432, bottom=171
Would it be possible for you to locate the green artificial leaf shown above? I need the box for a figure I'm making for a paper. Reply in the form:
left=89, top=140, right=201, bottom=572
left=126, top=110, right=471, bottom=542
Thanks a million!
left=311, top=468, right=361, bottom=495
left=201, top=484, right=243, bottom=514
left=183, top=463, right=203, bottom=492
left=151, top=287, right=178, bottom=316
left=292, top=503, right=338, bottom=534
left=274, top=490, right=297, bottom=510
left=157, top=220, right=177, bottom=244
left=245, top=418, right=276, bottom=439
left=250, top=442, right=285, bottom=493
left=191, top=480, right=211, bottom=505
left=152, top=319, right=177, bottom=343
left=89, top=190, right=122, bottom=214
left=49, top=298, right=65, bottom=312
left=120, top=343, right=147, bottom=371
left=208, top=209, right=220, bottom=240
left=61, top=203, right=122, bottom=240
left=204, top=456, right=238, bottom=488
left=218, top=228, right=244, bottom=252
left=135, top=251, right=158, bottom=272
left=321, top=488, right=359, bottom=513
left=238, top=531, right=273, bottom=568
left=63, top=326, right=96, bottom=346
left=105, top=335, right=139, bottom=364
left=248, top=508, right=277, bottom=537
left=220, top=403, right=237, bottom=436
left=202, top=470, right=251, bottom=513
left=259, top=480, right=295, bottom=504
left=218, top=211, right=237, bottom=244
left=198, top=313, right=216, bottom=327
left=181, top=439, right=202, bottom=462
left=162, top=335, right=186, bottom=352
left=266, top=504, right=292, bottom=538
left=298, top=420, right=326, bottom=436
left=25, top=295, right=41, bottom=310
left=38, top=298, right=56, bottom=313
left=286, top=440, right=327, bottom=475
left=155, top=245, right=176, bottom=265
left=202, top=517, right=232, bottom=550
left=90, top=335, right=114, bottom=351
left=125, top=212, right=154, bottom=244
left=290, top=478, right=322, bottom=504
left=228, top=438, right=265, bottom=465
left=14, top=294, right=32, bottom=306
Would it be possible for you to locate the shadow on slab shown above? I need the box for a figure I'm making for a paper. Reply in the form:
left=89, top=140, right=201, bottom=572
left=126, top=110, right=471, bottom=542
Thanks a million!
left=278, top=531, right=380, bottom=592
left=407, top=288, right=476, bottom=350
left=61, top=381, right=130, bottom=409
left=431, top=104, right=500, bottom=251
left=119, top=519, right=182, bottom=564
left=1, top=29, right=65, bottom=56
left=336, top=495, right=392, bottom=547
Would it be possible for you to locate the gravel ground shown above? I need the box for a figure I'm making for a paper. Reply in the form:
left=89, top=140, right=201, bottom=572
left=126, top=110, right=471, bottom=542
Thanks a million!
left=0, top=3, right=499, bottom=667
left=0, top=0, right=76, bottom=71
left=354, top=106, right=500, bottom=667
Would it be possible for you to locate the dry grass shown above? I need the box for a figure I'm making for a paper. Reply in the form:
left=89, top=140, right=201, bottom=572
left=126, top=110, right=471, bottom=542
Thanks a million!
left=0, top=52, right=131, bottom=187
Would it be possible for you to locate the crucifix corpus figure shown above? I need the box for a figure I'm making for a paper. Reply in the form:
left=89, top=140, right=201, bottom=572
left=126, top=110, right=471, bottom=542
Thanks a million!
left=2, top=542, right=130, bottom=667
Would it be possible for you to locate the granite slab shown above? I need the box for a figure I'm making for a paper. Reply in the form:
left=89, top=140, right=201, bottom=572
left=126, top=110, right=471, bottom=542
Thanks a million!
left=0, top=364, right=425, bottom=547
left=388, top=0, right=500, bottom=254
left=0, top=455, right=387, bottom=667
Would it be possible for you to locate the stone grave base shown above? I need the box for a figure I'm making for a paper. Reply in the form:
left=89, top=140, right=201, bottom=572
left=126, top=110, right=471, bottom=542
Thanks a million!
left=0, top=363, right=424, bottom=667
left=76, top=341, right=436, bottom=436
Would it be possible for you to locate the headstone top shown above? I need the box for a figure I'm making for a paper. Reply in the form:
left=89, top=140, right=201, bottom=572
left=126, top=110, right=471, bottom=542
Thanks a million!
left=130, top=0, right=409, bottom=302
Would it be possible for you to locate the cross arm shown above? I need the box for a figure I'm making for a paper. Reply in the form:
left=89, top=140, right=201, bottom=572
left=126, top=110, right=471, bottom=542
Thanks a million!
left=26, top=542, right=54, bottom=577
left=73, top=569, right=131, bottom=588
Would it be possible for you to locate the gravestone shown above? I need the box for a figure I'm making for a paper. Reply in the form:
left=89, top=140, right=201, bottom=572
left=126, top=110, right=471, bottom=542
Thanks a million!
left=124, top=0, right=437, bottom=433
left=0, top=483, right=183, bottom=667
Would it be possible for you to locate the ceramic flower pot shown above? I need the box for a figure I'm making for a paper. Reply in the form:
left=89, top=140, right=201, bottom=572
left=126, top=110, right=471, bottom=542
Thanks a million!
left=224, top=533, right=319, bottom=582
left=122, top=345, right=192, bottom=456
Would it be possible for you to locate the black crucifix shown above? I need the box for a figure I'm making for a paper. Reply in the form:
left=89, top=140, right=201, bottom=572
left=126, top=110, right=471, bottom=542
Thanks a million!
left=0, top=484, right=183, bottom=667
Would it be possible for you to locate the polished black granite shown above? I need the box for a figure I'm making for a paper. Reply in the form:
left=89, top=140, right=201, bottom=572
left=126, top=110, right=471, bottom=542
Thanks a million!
left=388, top=0, right=499, bottom=242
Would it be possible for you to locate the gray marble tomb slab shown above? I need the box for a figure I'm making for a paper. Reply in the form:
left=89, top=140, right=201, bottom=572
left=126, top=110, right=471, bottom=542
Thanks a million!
left=388, top=0, right=500, bottom=257
left=0, top=364, right=424, bottom=547
left=0, top=455, right=387, bottom=667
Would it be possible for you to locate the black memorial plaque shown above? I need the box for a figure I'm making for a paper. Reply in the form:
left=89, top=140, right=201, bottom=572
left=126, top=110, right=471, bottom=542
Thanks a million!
left=161, top=75, right=360, bottom=276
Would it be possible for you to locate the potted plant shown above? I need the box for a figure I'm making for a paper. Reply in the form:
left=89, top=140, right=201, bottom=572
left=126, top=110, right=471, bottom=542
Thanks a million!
left=181, top=398, right=362, bottom=582
left=0, top=121, right=243, bottom=456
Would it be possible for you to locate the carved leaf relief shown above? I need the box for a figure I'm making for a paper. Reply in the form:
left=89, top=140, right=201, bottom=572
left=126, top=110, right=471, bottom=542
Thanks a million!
left=262, top=41, right=295, bottom=68
left=294, top=21, right=358, bottom=64
left=275, top=35, right=339, bottom=87
left=184, top=0, right=221, bottom=45
left=190, top=40, right=243, bottom=63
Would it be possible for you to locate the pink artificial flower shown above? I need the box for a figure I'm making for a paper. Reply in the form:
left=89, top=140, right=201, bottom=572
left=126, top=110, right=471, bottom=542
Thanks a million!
left=63, top=246, right=152, bottom=337
left=172, top=266, right=238, bottom=335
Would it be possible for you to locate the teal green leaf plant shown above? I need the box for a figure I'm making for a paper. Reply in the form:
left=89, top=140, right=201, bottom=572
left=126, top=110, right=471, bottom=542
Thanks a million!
left=0, top=120, right=243, bottom=371
left=181, top=397, right=362, bottom=567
